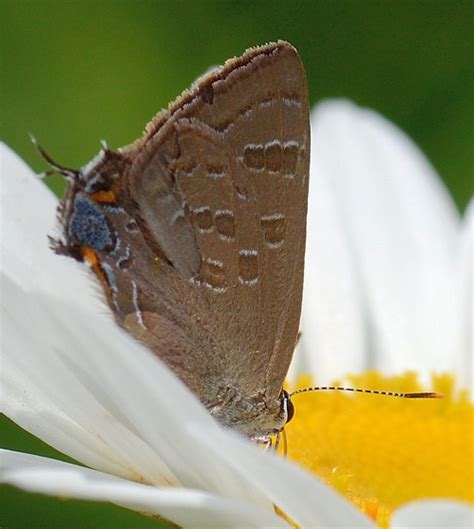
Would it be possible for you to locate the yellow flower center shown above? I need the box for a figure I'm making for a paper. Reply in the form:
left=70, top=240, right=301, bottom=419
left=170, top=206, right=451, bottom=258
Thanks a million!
left=284, top=371, right=473, bottom=528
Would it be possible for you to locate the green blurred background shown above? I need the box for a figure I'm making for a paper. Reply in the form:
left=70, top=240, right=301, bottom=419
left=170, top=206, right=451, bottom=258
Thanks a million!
left=1, top=1, right=473, bottom=527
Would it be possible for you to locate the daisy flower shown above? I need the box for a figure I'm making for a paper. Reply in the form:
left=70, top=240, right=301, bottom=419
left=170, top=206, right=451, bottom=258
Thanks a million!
left=1, top=99, right=472, bottom=528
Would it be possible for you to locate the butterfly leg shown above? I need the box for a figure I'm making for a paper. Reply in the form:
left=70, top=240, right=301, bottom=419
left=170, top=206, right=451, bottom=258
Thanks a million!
left=253, top=435, right=273, bottom=451
left=273, top=431, right=280, bottom=453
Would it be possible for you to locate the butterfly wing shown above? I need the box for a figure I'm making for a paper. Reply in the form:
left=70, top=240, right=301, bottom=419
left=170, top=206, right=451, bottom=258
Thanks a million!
left=125, top=41, right=310, bottom=401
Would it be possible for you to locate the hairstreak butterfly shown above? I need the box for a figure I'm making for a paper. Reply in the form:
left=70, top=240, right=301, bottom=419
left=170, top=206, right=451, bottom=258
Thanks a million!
left=44, top=41, right=310, bottom=444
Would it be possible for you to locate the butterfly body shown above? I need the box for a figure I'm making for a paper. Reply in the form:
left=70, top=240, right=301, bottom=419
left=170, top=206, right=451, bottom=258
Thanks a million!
left=52, top=41, right=310, bottom=440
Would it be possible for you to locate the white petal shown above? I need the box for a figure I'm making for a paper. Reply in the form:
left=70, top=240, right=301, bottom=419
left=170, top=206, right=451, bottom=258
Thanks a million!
left=0, top=142, right=102, bottom=312
left=1, top=274, right=178, bottom=485
left=1, top=450, right=289, bottom=529
left=391, top=499, right=474, bottom=529
left=311, top=100, right=461, bottom=381
left=293, top=134, right=367, bottom=383
left=191, top=425, right=375, bottom=529
left=456, top=200, right=473, bottom=394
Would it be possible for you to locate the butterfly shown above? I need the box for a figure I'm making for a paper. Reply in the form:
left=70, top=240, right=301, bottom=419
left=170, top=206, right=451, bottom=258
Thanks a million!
left=45, top=41, right=310, bottom=445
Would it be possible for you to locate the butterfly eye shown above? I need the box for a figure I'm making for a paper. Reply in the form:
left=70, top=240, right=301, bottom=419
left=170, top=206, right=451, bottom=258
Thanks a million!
left=282, top=390, right=295, bottom=424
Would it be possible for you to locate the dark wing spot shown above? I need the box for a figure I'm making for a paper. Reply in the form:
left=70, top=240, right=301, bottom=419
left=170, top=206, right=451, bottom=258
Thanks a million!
left=265, top=141, right=282, bottom=172
left=201, top=84, right=215, bottom=104
left=239, top=250, right=258, bottom=284
left=192, top=207, right=214, bottom=231
left=243, top=144, right=265, bottom=170
left=215, top=210, right=235, bottom=240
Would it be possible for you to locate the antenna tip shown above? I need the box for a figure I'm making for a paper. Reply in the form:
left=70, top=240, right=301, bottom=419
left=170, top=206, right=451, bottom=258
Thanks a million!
left=405, top=391, right=444, bottom=399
